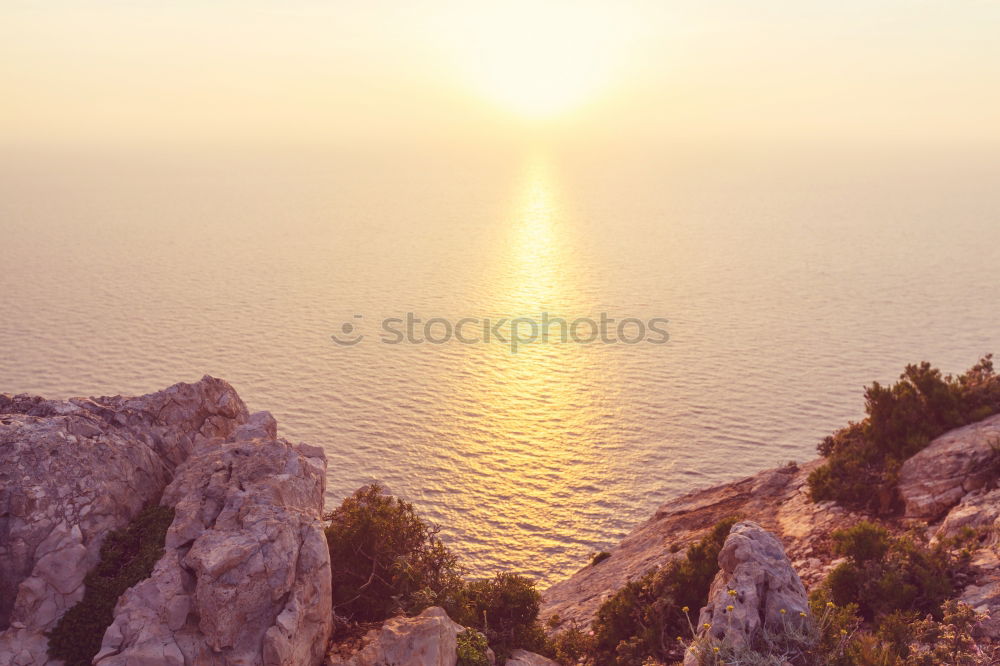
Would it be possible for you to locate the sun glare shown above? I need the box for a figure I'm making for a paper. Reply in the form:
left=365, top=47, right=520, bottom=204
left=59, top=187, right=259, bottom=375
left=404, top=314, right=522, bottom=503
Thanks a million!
left=453, top=3, right=621, bottom=118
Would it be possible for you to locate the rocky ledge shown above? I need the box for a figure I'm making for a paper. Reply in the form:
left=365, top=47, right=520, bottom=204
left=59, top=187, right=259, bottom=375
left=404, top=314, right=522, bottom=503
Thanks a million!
left=541, top=413, right=1000, bottom=638
left=0, top=378, right=332, bottom=666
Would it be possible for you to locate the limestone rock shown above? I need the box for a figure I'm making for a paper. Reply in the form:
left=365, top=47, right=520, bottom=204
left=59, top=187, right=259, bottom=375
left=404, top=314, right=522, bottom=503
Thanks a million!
left=898, top=414, right=1000, bottom=521
left=935, top=488, right=1000, bottom=541
left=95, top=435, right=331, bottom=666
left=504, top=649, right=559, bottom=666
left=326, top=607, right=465, bottom=666
left=959, top=546, right=1000, bottom=639
left=685, top=521, right=813, bottom=663
left=0, top=376, right=248, bottom=666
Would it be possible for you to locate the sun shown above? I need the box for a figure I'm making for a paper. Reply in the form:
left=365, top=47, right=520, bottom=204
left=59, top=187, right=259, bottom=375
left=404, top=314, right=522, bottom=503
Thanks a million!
left=451, top=3, right=621, bottom=118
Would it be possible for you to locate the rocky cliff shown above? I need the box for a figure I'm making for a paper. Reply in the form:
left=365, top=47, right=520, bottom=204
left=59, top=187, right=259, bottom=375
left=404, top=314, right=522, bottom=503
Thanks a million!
left=0, top=378, right=332, bottom=666
left=4, top=378, right=1000, bottom=665
left=541, top=414, right=1000, bottom=640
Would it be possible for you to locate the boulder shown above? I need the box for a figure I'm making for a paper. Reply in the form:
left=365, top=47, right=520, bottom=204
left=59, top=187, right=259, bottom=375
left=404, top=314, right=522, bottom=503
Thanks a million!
left=686, top=521, right=812, bottom=663
left=326, top=607, right=465, bottom=666
left=958, top=547, right=1000, bottom=640
left=504, top=649, right=559, bottom=666
left=935, top=488, right=1000, bottom=541
left=95, top=435, right=331, bottom=666
left=0, top=376, right=249, bottom=665
left=898, top=414, right=1000, bottom=521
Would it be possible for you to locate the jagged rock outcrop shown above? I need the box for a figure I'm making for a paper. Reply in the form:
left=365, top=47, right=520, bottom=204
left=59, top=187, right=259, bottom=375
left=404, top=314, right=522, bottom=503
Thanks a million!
left=898, top=413, right=1000, bottom=521
left=0, top=376, right=249, bottom=666
left=95, top=435, right=332, bottom=666
left=326, top=606, right=465, bottom=666
left=541, top=462, right=863, bottom=630
left=685, top=521, right=812, bottom=663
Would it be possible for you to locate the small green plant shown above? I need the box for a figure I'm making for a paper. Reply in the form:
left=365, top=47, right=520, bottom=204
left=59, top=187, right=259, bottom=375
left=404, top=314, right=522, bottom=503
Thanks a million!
left=324, top=484, right=463, bottom=624
left=902, top=599, right=995, bottom=665
left=457, top=629, right=491, bottom=666
left=454, top=572, right=548, bottom=662
left=550, top=620, right=597, bottom=665
left=591, top=551, right=611, bottom=566
left=808, top=592, right=861, bottom=666
left=590, top=516, right=738, bottom=665
left=47, top=504, right=174, bottom=666
left=808, top=355, right=1000, bottom=511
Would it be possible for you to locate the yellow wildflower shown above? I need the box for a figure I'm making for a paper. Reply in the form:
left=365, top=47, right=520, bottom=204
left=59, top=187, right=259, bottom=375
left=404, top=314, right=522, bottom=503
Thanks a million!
left=726, top=605, right=734, bottom=612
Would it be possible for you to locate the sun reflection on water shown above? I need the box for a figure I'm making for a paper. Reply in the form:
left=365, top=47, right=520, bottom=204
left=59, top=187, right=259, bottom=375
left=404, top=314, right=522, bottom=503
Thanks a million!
left=437, top=153, right=623, bottom=579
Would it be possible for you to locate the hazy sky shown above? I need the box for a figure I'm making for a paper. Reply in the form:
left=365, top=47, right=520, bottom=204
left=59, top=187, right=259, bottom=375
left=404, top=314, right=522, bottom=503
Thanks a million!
left=3, top=1, right=999, bottom=151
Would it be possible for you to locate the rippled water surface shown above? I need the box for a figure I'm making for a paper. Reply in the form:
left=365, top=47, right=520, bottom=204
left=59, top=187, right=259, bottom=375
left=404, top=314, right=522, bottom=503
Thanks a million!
left=2, top=147, right=999, bottom=585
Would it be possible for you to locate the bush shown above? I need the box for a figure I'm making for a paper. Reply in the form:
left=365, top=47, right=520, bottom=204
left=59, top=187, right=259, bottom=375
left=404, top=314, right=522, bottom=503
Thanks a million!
left=550, top=621, right=597, bottom=665
left=902, top=599, right=997, bottom=665
left=454, top=572, right=548, bottom=661
left=457, top=629, right=491, bottom=666
left=589, top=516, right=738, bottom=665
left=47, top=504, right=174, bottom=666
left=591, top=551, right=611, bottom=566
left=808, top=591, right=861, bottom=666
left=810, top=600, right=998, bottom=665
left=832, top=521, right=891, bottom=563
left=808, top=356, right=1000, bottom=511
left=823, top=525, right=971, bottom=627
left=324, top=484, right=463, bottom=623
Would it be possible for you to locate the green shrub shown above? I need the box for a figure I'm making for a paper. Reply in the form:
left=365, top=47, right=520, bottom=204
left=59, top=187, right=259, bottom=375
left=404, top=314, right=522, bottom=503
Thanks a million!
left=47, top=504, right=174, bottom=666
left=589, top=516, right=738, bottom=665
left=591, top=551, right=611, bottom=566
left=808, top=591, right=861, bottom=666
left=457, top=628, right=491, bottom=666
left=324, top=484, right=463, bottom=623
left=808, top=356, right=1000, bottom=511
left=902, top=599, right=997, bottom=665
left=808, top=600, right=998, bottom=665
left=454, top=572, right=548, bottom=661
left=832, top=521, right=891, bottom=563
left=550, top=621, right=597, bottom=665
left=823, top=525, right=970, bottom=626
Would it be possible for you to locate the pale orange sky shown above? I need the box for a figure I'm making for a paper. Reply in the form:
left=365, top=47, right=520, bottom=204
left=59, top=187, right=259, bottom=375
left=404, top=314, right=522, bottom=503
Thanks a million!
left=2, top=1, right=999, bottom=151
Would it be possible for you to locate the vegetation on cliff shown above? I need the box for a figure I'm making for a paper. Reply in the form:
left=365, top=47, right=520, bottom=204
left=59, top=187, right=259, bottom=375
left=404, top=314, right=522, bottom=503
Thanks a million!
left=47, top=504, right=174, bottom=666
left=324, top=484, right=548, bottom=660
left=586, top=517, right=738, bottom=665
left=808, top=355, right=1000, bottom=511
left=824, top=521, right=973, bottom=624
left=324, top=483, right=463, bottom=622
